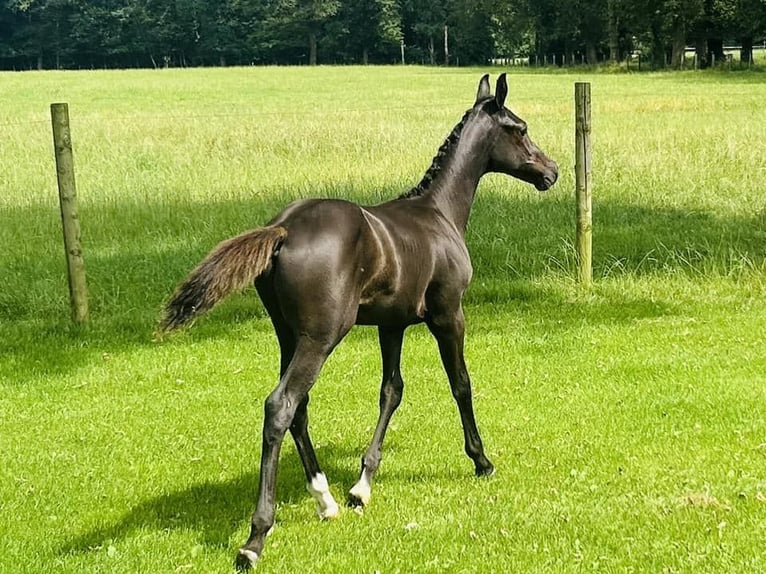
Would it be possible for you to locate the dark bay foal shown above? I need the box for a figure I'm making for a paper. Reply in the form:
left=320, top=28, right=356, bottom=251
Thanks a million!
left=160, top=74, right=558, bottom=569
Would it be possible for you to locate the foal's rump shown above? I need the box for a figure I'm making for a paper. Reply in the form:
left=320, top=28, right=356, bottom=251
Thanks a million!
left=263, top=199, right=372, bottom=336
left=159, top=198, right=378, bottom=336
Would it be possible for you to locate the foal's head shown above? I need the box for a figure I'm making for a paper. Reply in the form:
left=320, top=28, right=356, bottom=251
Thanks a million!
left=475, top=74, right=558, bottom=191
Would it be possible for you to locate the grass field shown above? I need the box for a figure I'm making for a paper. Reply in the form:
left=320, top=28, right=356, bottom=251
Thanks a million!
left=1, top=66, right=765, bottom=573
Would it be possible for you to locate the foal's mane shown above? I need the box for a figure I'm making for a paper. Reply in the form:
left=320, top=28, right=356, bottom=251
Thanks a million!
left=398, top=107, right=474, bottom=200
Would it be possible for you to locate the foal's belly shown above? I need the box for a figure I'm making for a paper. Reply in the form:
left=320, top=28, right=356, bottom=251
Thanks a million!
left=355, top=296, right=426, bottom=327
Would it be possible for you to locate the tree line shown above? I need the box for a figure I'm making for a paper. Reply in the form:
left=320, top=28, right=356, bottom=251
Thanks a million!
left=1, top=0, right=764, bottom=70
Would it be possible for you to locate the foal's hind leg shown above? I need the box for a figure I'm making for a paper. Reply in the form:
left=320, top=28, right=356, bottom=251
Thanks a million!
left=349, top=326, right=405, bottom=507
left=291, top=395, right=339, bottom=519
left=427, top=306, right=494, bottom=477
left=258, top=284, right=339, bottom=520
left=237, top=336, right=333, bottom=569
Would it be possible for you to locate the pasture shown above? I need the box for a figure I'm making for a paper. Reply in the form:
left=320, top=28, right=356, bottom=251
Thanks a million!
left=1, top=66, right=765, bottom=573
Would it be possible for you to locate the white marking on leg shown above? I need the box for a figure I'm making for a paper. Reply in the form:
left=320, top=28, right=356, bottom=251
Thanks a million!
left=349, top=472, right=372, bottom=507
left=238, top=548, right=259, bottom=567
left=307, top=473, right=340, bottom=520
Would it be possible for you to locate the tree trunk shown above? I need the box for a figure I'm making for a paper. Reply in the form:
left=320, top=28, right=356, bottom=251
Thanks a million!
left=695, top=38, right=707, bottom=68
left=740, top=36, right=753, bottom=65
left=670, top=20, right=685, bottom=69
left=444, top=25, right=449, bottom=66
left=651, top=17, right=665, bottom=68
left=707, top=37, right=724, bottom=66
left=362, top=47, right=369, bottom=65
left=564, top=41, right=574, bottom=67
left=309, top=31, right=318, bottom=65
left=607, top=0, right=619, bottom=62
left=536, top=34, right=544, bottom=67
left=55, top=20, right=61, bottom=70
left=37, top=48, right=43, bottom=70
left=429, top=37, right=435, bottom=65
left=586, top=41, right=597, bottom=65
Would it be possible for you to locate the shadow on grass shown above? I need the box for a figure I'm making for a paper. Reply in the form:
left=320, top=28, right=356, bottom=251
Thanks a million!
left=59, top=431, right=471, bottom=560
left=59, top=445, right=365, bottom=556
left=61, top=472, right=260, bottom=553
left=2, top=187, right=764, bottom=380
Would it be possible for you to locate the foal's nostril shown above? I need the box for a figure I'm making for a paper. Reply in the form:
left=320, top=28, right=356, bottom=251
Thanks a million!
left=537, top=170, right=558, bottom=191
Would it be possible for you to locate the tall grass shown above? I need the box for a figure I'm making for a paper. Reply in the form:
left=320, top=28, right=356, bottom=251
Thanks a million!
left=1, top=67, right=765, bottom=573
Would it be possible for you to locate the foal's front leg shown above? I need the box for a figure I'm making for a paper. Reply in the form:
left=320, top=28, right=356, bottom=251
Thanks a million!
left=349, top=326, right=405, bottom=507
left=428, top=307, right=494, bottom=476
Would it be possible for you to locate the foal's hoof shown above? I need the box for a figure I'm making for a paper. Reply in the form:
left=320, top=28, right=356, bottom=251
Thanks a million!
left=475, top=463, right=495, bottom=478
left=235, top=548, right=259, bottom=571
left=347, top=492, right=368, bottom=508
left=347, top=482, right=371, bottom=508
left=319, top=502, right=341, bottom=520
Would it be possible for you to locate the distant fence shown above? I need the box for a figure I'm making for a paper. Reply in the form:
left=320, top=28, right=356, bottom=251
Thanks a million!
left=493, top=43, right=766, bottom=70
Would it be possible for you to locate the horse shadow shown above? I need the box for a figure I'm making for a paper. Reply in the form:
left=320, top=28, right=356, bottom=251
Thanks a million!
left=59, top=445, right=364, bottom=556
left=62, top=473, right=259, bottom=553
left=59, top=433, right=460, bottom=559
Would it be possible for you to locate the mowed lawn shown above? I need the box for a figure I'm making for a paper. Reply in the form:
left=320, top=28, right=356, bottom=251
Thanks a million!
left=1, top=66, right=765, bottom=573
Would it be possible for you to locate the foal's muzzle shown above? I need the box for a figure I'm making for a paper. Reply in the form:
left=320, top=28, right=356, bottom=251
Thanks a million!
left=536, top=161, right=559, bottom=191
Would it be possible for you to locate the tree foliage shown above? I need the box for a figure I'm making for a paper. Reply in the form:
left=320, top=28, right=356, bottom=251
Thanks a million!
left=0, top=0, right=763, bottom=69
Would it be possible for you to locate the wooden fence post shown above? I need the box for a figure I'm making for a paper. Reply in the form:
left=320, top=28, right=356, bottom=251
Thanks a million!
left=51, top=102, right=89, bottom=325
left=574, top=83, right=593, bottom=286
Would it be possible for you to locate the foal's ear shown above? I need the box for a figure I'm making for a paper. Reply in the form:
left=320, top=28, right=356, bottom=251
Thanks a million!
left=495, top=73, right=508, bottom=109
left=476, top=74, right=491, bottom=103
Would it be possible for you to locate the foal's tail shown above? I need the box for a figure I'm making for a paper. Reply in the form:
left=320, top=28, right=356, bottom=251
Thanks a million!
left=159, top=225, right=287, bottom=333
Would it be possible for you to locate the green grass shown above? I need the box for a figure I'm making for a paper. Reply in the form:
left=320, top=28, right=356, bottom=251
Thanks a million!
left=1, top=66, right=765, bottom=573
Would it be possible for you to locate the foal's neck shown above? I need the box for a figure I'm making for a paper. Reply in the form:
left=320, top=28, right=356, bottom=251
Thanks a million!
left=408, top=110, right=492, bottom=234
